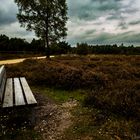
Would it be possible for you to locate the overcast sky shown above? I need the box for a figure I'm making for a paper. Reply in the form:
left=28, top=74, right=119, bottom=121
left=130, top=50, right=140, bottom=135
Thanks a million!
left=0, top=0, right=140, bottom=46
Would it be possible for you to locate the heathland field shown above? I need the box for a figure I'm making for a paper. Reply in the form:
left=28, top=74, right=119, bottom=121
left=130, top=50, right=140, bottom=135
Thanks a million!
left=1, top=55, right=140, bottom=140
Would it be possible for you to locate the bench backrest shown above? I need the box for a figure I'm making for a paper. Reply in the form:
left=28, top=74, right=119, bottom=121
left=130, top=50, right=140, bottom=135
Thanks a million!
left=0, top=65, right=6, bottom=101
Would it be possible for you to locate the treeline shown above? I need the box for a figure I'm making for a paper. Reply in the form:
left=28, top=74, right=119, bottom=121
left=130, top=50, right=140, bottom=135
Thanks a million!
left=75, top=43, right=140, bottom=55
left=0, top=34, right=140, bottom=55
left=0, top=34, right=45, bottom=54
left=0, top=34, right=71, bottom=54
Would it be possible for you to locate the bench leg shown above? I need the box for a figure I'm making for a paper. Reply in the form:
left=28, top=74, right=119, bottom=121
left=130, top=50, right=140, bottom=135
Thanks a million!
left=29, top=108, right=36, bottom=127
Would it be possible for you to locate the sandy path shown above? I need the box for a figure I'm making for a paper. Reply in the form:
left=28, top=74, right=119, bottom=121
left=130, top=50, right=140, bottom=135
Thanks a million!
left=0, top=56, right=54, bottom=65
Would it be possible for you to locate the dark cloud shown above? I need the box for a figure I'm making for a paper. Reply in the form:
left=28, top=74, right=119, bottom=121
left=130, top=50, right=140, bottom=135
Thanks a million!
left=67, top=0, right=140, bottom=45
left=0, top=13, right=17, bottom=26
left=85, top=32, right=140, bottom=45
left=68, top=0, right=122, bottom=21
left=118, top=22, right=128, bottom=30
left=96, top=1, right=121, bottom=11
left=68, top=30, right=140, bottom=46
left=129, top=20, right=140, bottom=25
left=106, top=0, right=139, bottom=21
left=0, top=1, right=17, bottom=26
left=85, top=29, right=96, bottom=35
left=107, top=10, right=125, bottom=21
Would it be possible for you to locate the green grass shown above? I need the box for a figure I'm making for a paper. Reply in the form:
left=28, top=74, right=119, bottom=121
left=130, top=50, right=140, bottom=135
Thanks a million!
left=61, top=106, right=137, bottom=140
left=32, top=86, right=85, bottom=103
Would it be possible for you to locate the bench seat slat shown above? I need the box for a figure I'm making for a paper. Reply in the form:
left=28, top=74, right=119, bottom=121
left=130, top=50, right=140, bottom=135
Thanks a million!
left=3, top=78, right=13, bottom=108
left=0, top=66, right=6, bottom=101
left=0, top=66, right=4, bottom=84
left=14, top=78, right=25, bottom=106
left=20, top=77, right=37, bottom=105
left=1, top=73, right=6, bottom=99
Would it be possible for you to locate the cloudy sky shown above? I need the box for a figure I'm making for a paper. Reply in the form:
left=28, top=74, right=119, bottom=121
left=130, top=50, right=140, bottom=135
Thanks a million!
left=0, top=0, right=140, bottom=46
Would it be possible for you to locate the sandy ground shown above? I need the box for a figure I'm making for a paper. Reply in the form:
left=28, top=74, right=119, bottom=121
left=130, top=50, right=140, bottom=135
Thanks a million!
left=0, top=56, right=55, bottom=65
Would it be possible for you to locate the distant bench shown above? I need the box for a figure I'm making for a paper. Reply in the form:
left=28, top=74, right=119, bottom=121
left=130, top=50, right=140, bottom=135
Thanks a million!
left=0, top=65, right=37, bottom=108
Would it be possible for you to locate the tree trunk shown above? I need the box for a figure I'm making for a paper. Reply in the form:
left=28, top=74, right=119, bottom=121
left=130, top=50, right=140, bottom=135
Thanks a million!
left=45, top=38, right=50, bottom=59
left=45, top=14, right=50, bottom=59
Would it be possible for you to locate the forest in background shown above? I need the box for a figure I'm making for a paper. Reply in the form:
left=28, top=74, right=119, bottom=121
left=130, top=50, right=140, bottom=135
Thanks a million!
left=0, top=34, right=140, bottom=55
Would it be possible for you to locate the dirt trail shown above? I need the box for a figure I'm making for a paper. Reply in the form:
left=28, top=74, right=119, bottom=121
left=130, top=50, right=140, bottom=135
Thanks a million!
left=0, top=56, right=54, bottom=65
left=34, top=93, right=78, bottom=140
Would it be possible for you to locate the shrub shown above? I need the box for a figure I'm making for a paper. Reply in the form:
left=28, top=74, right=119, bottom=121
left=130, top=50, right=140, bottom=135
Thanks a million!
left=84, top=84, right=140, bottom=119
left=82, top=71, right=108, bottom=89
left=6, top=58, right=109, bottom=90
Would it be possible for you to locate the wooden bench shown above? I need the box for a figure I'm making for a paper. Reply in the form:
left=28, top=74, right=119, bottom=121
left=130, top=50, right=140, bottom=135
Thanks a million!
left=0, top=65, right=37, bottom=108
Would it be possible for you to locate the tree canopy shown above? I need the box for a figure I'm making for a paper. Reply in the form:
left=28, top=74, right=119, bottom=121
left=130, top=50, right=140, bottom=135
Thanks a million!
left=15, top=0, right=68, bottom=58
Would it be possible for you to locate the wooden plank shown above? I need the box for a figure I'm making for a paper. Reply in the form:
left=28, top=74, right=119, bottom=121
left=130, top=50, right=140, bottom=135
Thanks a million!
left=3, top=78, right=13, bottom=108
left=0, top=65, right=6, bottom=101
left=0, top=66, right=3, bottom=81
left=1, top=72, right=6, bottom=93
left=0, top=65, right=4, bottom=78
left=0, top=65, right=5, bottom=86
left=14, top=78, right=25, bottom=106
left=0, top=65, right=5, bottom=83
left=20, top=77, right=37, bottom=105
